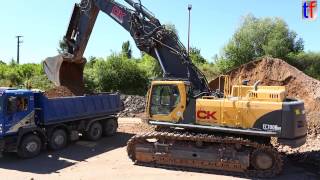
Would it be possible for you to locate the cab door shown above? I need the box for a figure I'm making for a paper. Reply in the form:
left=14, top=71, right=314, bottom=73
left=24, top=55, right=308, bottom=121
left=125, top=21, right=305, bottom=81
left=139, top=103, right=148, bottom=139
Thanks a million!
left=4, top=95, right=33, bottom=135
left=149, top=84, right=185, bottom=122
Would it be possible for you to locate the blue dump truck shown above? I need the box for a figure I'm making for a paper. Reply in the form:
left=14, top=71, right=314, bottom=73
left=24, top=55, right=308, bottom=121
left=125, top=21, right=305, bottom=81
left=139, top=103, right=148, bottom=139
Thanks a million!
left=0, top=88, right=122, bottom=158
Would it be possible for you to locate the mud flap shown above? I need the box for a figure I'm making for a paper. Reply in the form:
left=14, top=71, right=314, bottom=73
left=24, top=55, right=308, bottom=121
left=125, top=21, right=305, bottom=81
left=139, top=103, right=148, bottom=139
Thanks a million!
left=43, top=53, right=86, bottom=95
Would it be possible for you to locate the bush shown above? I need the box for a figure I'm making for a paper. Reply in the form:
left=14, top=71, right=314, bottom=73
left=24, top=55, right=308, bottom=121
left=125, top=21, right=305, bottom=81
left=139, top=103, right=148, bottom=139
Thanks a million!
left=85, top=53, right=149, bottom=95
left=286, top=52, right=320, bottom=79
left=137, top=53, right=162, bottom=78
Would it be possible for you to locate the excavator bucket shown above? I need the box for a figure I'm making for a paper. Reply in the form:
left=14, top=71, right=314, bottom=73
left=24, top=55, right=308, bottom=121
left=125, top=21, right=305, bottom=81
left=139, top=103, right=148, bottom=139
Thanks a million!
left=43, top=54, right=86, bottom=95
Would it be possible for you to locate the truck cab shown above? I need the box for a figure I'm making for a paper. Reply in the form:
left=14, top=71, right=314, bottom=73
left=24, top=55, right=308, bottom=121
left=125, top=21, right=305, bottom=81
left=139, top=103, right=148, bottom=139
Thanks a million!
left=0, top=88, right=36, bottom=138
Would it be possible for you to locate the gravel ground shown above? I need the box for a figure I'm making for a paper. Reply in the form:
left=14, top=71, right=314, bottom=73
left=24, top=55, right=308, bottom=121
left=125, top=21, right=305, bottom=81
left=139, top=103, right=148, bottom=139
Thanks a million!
left=0, top=118, right=318, bottom=180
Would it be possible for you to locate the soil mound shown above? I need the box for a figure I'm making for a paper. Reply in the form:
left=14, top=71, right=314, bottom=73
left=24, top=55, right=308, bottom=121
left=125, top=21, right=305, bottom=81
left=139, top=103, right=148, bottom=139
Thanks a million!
left=44, top=86, right=76, bottom=98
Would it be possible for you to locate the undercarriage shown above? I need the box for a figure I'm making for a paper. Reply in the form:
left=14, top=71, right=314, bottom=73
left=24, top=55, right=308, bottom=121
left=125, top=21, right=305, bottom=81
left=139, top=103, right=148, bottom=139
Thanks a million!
left=127, top=130, right=283, bottom=178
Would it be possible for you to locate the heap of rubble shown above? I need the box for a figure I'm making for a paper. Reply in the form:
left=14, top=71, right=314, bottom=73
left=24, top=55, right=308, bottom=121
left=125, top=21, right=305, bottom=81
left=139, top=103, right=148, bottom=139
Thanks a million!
left=119, top=95, right=146, bottom=117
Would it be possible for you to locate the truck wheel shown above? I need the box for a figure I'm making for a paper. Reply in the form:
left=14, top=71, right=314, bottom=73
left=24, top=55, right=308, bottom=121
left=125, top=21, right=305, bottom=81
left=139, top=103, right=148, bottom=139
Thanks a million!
left=17, top=134, right=42, bottom=158
left=85, top=122, right=103, bottom=141
left=103, top=118, right=118, bottom=136
left=49, top=129, right=68, bottom=150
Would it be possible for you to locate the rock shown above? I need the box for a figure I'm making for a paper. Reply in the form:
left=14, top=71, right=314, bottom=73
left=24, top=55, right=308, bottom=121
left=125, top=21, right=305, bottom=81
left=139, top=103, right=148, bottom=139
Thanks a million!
left=119, top=95, right=146, bottom=117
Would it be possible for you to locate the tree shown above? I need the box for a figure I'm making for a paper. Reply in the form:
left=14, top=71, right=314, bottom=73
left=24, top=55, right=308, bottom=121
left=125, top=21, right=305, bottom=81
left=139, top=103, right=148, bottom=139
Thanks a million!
left=9, top=58, right=17, bottom=66
left=165, top=23, right=178, bottom=36
left=90, top=53, right=149, bottom=95
left=87, top=56, right=99, bottom=68
left=138, top=53, right=162, bottom=78
left=222, top=15, right=304, bottom=68
left=121, top=41, right=132, bottom=59
left=189, top=47, right=207, bottom=65
left=287, top=52, right=320, bottom=79
left=57, top=38, right=68, bottom=54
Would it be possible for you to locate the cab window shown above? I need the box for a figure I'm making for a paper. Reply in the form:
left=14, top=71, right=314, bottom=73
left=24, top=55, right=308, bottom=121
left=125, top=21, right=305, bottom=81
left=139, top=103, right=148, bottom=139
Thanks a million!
left=7, top=96, right=28, bottom=114
left=150, top=85, right=180, bottom=115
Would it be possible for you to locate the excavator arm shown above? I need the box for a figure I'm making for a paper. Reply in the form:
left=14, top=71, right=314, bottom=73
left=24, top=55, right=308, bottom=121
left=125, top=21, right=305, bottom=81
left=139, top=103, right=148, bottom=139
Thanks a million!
left=44, top=0, right=210, bottom=95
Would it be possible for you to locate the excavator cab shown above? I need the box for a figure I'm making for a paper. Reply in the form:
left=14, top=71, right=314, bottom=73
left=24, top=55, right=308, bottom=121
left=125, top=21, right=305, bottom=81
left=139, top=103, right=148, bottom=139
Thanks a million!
left=146, top=81, right=187, bottom=123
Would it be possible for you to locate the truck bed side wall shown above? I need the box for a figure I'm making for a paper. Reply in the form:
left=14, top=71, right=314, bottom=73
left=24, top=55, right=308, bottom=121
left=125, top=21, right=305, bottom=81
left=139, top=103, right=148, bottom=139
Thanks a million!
left=35, top=93, right=121, bottom=125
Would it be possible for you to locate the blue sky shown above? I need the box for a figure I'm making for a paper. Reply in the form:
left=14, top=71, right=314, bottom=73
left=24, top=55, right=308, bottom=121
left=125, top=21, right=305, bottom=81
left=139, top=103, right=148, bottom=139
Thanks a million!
left=0, top=0, right=319, bottom=64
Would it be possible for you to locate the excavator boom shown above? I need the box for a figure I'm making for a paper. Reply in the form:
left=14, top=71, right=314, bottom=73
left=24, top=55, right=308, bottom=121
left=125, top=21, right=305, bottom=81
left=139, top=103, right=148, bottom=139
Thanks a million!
left=44, top=0, right=210, bottom=95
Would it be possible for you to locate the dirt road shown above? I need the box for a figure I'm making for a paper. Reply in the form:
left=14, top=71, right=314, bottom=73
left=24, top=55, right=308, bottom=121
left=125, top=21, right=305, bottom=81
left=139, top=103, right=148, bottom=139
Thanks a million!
left=0, top=118, right=318, bottom=180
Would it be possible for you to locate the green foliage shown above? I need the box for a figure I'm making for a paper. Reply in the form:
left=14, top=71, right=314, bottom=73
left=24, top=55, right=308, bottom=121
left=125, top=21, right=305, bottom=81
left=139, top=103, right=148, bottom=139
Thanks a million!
left=213, top=55, right=235, bottom=74
left=57, top=38, right=68, bottom=54
left=0, top=63, right=52, bottom=90
left=197, top=63, right=220, bottom=81
left=164, top=23, right=178, bottom=36
left=121, top=41, right=132, bottom=59
left=28, top=75, right=54, bottom=90
left=137, top=53, right=162, bottom=78
left=189, top=47, right=207, bottom=65
left=9, top=58, right=17, bottom=66
left=84, top=53, right=149, bottom=95
left=286, top=52, right=320, bottom=79
left=222, top=15, right=303, bottom=70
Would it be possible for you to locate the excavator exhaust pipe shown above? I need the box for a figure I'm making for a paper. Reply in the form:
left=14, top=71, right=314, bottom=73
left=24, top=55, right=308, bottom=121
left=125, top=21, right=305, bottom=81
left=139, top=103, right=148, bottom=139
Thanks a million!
left=43, top=53, right=86, bottom=95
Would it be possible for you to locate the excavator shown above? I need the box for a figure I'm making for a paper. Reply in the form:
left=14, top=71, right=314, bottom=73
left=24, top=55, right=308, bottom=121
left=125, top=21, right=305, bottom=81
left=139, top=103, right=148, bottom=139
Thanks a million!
left=43, top=0, right=307, bottom=177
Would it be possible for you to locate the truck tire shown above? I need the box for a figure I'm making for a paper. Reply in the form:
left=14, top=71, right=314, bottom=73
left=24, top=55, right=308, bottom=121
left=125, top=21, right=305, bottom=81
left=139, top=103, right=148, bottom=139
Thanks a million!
left=85, top=122, right=103, bottom=141
left=49, top=129, right=68, bottom=150
left=103, top=118, right=118, bottom=136
left=17, top=134, right=42, bottom=158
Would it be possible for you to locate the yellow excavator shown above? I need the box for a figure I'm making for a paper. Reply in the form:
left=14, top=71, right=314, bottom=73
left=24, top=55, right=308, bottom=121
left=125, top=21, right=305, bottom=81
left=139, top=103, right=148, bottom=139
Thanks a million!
left=43, top=0, right=307, bottom=177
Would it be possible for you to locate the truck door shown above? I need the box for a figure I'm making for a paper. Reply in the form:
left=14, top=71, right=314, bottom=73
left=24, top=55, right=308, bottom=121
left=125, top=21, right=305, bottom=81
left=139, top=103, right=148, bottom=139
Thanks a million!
left=5, top=95, right=33, bottom=134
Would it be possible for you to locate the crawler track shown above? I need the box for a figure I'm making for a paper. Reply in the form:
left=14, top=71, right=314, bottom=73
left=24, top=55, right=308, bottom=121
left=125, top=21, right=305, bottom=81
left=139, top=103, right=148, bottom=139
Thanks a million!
left=127, top=131, right=283, bottom=178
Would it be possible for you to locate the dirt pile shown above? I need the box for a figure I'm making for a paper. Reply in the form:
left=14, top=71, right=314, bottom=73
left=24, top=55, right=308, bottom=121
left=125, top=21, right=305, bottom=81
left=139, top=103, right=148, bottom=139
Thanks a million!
left=119, top=95, right=146, bottom=117
left=59, top=61, right=85, bottom=96
left=44, top=86, right=76, bottom=98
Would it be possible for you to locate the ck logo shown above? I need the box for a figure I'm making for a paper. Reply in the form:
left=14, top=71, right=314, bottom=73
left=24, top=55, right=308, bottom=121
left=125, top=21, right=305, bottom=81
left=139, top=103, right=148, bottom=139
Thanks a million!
left=302, top=0, right=317, bottom=20
left=111, top=6, right=126, bottom=23
left=197, top=110, right=217, bottom=120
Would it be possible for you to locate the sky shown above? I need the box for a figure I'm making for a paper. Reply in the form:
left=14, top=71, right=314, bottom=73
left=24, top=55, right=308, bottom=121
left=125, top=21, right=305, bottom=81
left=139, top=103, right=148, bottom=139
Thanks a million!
left=0, top=0, right=319, bottom=64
